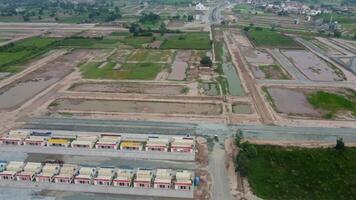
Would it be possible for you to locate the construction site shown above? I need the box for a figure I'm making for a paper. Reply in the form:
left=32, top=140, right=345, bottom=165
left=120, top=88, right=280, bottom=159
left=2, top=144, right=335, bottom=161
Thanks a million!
left=0, top=0, right=355, bottom=199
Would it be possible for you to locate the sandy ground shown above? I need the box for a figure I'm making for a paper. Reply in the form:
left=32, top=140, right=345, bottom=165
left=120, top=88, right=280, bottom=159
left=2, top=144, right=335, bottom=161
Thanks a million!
left=267, top=87, right=319, bottom=116
left=50, top=98, right=223, bottom=116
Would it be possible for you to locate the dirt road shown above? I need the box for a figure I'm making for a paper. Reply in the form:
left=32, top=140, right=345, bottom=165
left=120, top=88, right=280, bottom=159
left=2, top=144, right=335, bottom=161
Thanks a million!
left=223, top=30, right=274, bottom=125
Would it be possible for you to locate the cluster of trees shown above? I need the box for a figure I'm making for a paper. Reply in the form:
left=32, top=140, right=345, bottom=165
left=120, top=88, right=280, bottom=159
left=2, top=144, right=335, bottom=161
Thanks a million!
left=0, top=0, right=121, bottom=23
left=139, top=12, right=160, bottom=24
left=169, top=14, right=194, bottom=22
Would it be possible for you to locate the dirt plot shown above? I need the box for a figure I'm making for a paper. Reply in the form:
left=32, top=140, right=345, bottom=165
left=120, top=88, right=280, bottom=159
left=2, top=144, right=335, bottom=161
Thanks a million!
left=0, top=49, right=101, bottom=111
left=50, top=98, right=223, bottom=115
left=109, top=49, right=132, bottom=63
left=267, top=87, right=319, bottom=116
left=281, top=50, right=344, bottom=81
left=242, top=47, right=274, bottom=67
left=79, top=30, right=114, bottom=38
left=69, top=82, right=187, bottom=95
left=232, top=103, right=252, bottom=114
left=168, top=50, right=191, bottom=81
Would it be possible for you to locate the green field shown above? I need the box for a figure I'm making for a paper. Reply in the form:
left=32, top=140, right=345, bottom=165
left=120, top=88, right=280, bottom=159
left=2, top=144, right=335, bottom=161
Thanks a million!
left=0, top=37, right=58, bottom=73
left=118, top=36, right=153, bottom=48
left=161, top=32, right=211, bottom=50
left=307, top=90, right=356, bottom=118
left=80, top=61, right=164, bottom=80
left=126, top=49, right=173, bottom=62
left=239, top=144, right=356, bottom=200
left=245, top=29, right=297, bottom=47
left=59, top=37, right=119, bottom=48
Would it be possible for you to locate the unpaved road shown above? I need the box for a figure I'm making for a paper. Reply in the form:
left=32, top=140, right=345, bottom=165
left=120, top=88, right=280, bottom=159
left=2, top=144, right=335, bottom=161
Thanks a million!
left=224, top=30, right=274, bottom=124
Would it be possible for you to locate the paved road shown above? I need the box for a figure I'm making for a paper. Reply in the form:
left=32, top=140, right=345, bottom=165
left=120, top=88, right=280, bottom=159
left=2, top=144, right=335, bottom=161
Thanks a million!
left=23, top=117, right=356, bottom=142
left=209, top=142, right=234, bottom=200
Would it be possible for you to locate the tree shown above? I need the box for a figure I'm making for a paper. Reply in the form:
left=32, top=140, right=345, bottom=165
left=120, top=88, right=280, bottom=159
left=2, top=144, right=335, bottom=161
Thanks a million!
left=243, top=26, right=250, bottom=31
left=353, top=34, right=356, bottom=40
left=187, top=15, right=194, bottom=22
left=236, top=153, right=248, bottom=176
left=129, top=23, right=142, bottom=36
left=235, top=129, right=243, bottom=147
left=334, top=30, right=341, bottom=38
left=200, top=56, right=212, bottom=67
left=159, top=22, right=167, bottom=36
left=335, top=137, right=345, bottom=150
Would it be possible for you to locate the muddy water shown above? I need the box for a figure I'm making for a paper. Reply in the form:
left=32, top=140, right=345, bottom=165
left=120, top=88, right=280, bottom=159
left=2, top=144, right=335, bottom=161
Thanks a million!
left=52, top=99, right=222, bottom=115
left=71, top=82, right=184, bottom=95
left=222, top=44, right=245, bottom=96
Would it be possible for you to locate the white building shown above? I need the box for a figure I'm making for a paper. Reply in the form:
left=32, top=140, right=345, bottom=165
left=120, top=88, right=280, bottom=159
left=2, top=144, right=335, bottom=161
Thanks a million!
left=154, top=169, right=173, bottom=189
left=175, top=170, right=193, bottom=190
left=93, top=167, right=116, bottom=186
left=0, top=130, right=30, bottom=145
left=74, top=167, right=97, bottom=185
left=71, top=135, right=98, bottom=149
left=195, top=3, right=208, bottom=11
left=113, top=169, right=134, bottom=187
left=35, top=163, right=60, bottom=182
left=0, top=161, right=24, bottom=180
left=53, top=164, right=78, bottom=184
left=16, top=162, right=42, bottom=181
left=134, top=169, right=153, bottom=188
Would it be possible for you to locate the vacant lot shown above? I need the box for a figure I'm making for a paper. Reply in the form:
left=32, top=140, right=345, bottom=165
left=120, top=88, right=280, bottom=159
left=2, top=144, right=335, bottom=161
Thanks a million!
left=307, top=90, right=356, bottom=119
left=0, top=37, right=58, bottom=73
left=242, top=145, right=356, bottom=200
left=70, top=82, right=186, bottom=95
left=50, top=98, right=223, bottom=115
left=245, top=29, right=297, bottom=48
left=126, top=49, right=173, bottom=63
left=161, top=32, right=211, bottom=50
left=80, top=61, right=165, bottom=80
left=282, top=50, right=345, bottom=81
left=259, top=64, right=290, bottom=80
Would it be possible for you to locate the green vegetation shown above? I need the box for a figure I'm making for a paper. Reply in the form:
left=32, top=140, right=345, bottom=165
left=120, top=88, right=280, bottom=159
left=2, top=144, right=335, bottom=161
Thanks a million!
left=80, top=61, right=164, bottom=80
left=0, top=37, right=58, bottom=73
left=201, top=82, right=220, bottom=96
left=245, top=28, right=298, bottom=47
left=0, top=0, right=121, bottom=23
left=216, top=76, right=229, bottom=95
left=126, top=49, right=173, bottom=62
left=180, top=87, right=190, bottom=94
left=200, top=56, right=213, bottom=67
left=236, top=143, right=356, bottom=200
left=259, top=64, right=290, bottom=80
left=307, top=91, right=356, bottom=118
left=59, top=37, right=119, bottom=48
left=118, top=36, right=153, bottom=48
left=161, top=32, right=211, bottom=50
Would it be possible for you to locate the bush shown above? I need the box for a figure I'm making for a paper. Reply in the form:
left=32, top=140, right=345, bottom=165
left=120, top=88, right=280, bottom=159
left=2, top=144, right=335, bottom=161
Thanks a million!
left=243, top=26, right=250, bottom=31
left=336, top=138, right=345, bottom=150
left=200, top=56, right=212, bottom=67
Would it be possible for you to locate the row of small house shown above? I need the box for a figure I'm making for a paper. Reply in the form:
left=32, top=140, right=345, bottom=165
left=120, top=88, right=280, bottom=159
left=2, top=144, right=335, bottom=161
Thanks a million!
left=0, top=161, right=194, bottom=190
left=0, top=130, right=195, bottom=153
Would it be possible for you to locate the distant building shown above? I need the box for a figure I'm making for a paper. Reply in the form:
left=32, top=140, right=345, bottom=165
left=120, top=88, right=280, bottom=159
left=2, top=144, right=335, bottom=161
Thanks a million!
left=171, top=137, right=195, bottom=153
left=195, top=3, right=208, bottom=11
left=71, top=135, right=98, bottom=149
left=0, top=130, right=30, bottom=145
left=95, top=134, right=120, bottom=149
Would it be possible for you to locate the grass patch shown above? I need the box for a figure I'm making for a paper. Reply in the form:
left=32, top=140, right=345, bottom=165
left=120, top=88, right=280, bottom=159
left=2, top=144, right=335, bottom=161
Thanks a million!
left=118, top=36, right=153, bottom=48
left=80, top=61, right=164, bottom=80
left=0, top=37, right=59, bottom=73
left=239, top=144, right=356, bottom=200
left=126, top=49, right=173, bottom=62
left=259, top=64, right=290, bottom=80
left=216, top=76, right=229, bottom=95
left=161, top=32, right=211, bottom=50
left=262, top=87, right=277, bottom=110
left=245, top=28, right=297, bottom=48
left=59, top=37, right=119, bottom=48
left=307, top=91, right=356, bottom=118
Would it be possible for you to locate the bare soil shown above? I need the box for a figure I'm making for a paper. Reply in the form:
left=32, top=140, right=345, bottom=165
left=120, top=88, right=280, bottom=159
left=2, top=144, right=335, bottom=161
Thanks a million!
left=49, top=98, right=223, bottom=115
